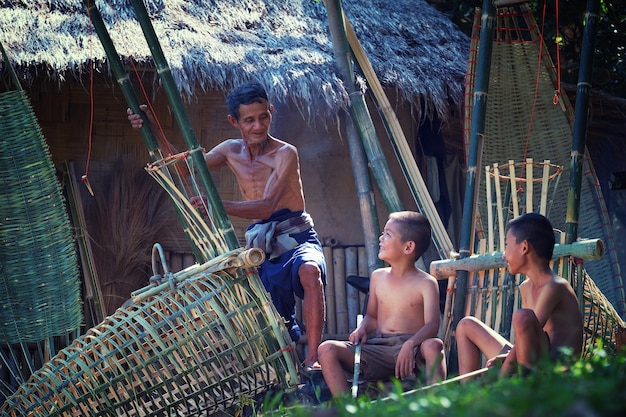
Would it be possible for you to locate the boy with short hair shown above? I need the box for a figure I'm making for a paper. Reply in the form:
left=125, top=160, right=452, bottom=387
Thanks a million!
left=456, top=212, right=583, bottom=377
left=318, top=211, right=446, bottom=397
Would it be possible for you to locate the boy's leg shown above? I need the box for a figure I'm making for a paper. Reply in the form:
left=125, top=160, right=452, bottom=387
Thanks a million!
left=500, top=308, right=548, bottom=376
left=456, top=316, right=511, bottom=375
left=420, top=338, right=447, bottom=384
left=318, top=340, right=356, bottom=397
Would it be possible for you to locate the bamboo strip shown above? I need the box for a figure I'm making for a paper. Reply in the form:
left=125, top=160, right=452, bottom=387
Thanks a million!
left=540, top=159, right=551, bottom=215
left=494, top=163, right=505, bottom=250
left=525, top=158, right=533, bottom=214
left=333, top=247, right=348, bottom=334
left=324, top=246, right=337, bottom=335
left=509, top=160, right=519, bottom=218
left=486, top=166, right=494, bottom=253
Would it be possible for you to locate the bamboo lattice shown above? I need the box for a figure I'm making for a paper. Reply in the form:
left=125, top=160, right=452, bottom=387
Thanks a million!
left=0, top=248, right=300, bottom=416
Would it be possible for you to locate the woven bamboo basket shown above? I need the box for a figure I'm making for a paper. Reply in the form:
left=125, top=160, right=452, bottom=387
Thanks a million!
left=0, top=248, right=300, bottom=416
left=0, top=89, right=82, bottom=344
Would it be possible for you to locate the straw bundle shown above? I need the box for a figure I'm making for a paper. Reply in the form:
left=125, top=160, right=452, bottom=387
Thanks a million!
left=0, top=248, right=299, bottom=416
left=0, top=89, right=82, bottom=343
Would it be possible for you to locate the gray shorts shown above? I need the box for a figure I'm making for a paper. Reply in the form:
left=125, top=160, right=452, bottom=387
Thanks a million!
left=347, top=333, right=424, bottom=381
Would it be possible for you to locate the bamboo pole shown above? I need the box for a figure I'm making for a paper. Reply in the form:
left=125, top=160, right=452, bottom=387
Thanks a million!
left=342, top=13, right=455, bottom=261
left=452, top=0, right=497, bottom=333
left=565, top=0, right=600, bottom=245
left=324, top=0, right=399, bottom=277
left=324, top=246, right=337, bottom=335
left=358, top=246, right=368, bottom=313
left=83, top=0, right=211, bottom=263
left=346, top=246, right=359, bottom=330
left=333, top=247, right=348, bottom=334
left=128, top=0, right=238, bottom=250
left=430, top=238, right=604, bottom=279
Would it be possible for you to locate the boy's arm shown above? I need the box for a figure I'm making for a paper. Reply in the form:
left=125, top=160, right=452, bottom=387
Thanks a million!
left=521, top=281, right=561, bottom=327
left=350, top=270, right=381, bottom=345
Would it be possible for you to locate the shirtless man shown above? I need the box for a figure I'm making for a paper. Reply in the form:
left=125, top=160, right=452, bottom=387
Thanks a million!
left=127, top=82, right=326, bottom=370
left=456, top=212, right=583, bottom=377
left=317, top=211, right=446, bottom=397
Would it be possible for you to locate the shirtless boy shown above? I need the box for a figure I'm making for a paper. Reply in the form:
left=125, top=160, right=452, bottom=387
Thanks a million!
left=127, top=82, right=326, bottom=370
left=456, top=212, right=583, bottom=377
left=317, top=211, right=446, bottom=397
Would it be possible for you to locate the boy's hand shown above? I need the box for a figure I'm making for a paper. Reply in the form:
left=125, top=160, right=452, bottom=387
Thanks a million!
left=395, top=340, right=417, bottom=379
left=349, top=327, right=367, bottom=345
left=486, top=352, right=508, bottom=368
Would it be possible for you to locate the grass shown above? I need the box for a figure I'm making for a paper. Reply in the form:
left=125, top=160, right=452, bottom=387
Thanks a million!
left=256, top=345, right=626, bottom=417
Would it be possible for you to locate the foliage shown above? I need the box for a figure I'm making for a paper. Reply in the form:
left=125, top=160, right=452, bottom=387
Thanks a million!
left=428, top=0, right=626, bottom=99
left=259, top=347, right=626, bottom=417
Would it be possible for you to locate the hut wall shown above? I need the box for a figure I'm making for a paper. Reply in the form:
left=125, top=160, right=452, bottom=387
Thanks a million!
left=26, top=73, right=463, bottom=318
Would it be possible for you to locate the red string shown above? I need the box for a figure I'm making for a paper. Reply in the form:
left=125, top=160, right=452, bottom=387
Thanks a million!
left=83, top=0, right=95, bottom=187
left=553, top=0, right=562, bottom=104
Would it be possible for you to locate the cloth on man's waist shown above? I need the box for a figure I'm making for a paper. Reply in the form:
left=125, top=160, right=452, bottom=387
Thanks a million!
left=245, top=209, right=314, bottom=260
left=245, top=209, right=326, bottom=342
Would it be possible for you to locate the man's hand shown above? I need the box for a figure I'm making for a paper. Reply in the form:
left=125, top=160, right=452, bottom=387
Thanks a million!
left=127, top=104, right=154, bottom=130
left=349, top=326, right=367, bottom=346
left=190, top=195, right=208, bottom=215
left=395, top=340, right=417, bottom=380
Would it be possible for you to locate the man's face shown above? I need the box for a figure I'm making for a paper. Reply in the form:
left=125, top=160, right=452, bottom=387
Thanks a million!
left=228, top=100, right=274, bottom=145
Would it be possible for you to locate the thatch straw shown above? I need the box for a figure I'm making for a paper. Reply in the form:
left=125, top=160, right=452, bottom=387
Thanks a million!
left=0, top=0, right=469, bottom=123
left=88, top=158, right=174, bottom=313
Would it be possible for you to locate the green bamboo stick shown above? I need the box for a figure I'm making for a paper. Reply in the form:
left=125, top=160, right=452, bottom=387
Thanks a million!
left=323, top=0, right=385, bottom=275
left=324, top=0, right=404, bottom=216
left=128, top=0, right=239, bottom=250
left=449, top=0, right=497, bottom=373
left=565, top=0, right=599, bottom=244
left=84, top=0, right=207, bottom=262
left=430, top=239, right=604, bottom=279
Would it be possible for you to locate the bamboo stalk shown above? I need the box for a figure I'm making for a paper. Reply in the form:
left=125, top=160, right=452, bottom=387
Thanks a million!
left=333, top=247, right=348, bottom=334
left=128, top=0, right=238, bottom=250
left=358, top=246, right=368, bottom=313
left=346, top=246, right=359, bottom=330
left=452, top=2, right=497, bottom=346
left=430, top=239, right=604, bottom=279
left=565, top=0, right=600, bottom=245
left=324, top=246, right=337, bottom=335
left=342, top=13, right=455, bottom=261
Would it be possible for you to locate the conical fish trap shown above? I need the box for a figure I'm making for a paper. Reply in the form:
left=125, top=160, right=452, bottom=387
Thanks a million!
left=0, top=89, right=82, bottom=343
left=0, top=248, right=300, bottom=416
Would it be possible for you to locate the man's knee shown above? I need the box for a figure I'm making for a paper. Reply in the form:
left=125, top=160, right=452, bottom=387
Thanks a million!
left=298, top=262, right=322, bottom=290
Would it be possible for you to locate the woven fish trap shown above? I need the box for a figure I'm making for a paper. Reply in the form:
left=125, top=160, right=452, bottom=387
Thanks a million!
left=0, top=89, right=82, bottom=343
left=0, top=248, right=300, bottom=416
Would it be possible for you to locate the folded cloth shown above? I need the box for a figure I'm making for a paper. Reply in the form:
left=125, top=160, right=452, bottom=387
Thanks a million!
left=245, top=209, right=314, bottom=260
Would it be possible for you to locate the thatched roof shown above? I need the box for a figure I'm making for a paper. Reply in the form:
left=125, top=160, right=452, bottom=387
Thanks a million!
left=0, top=0, right=469, bottom=122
